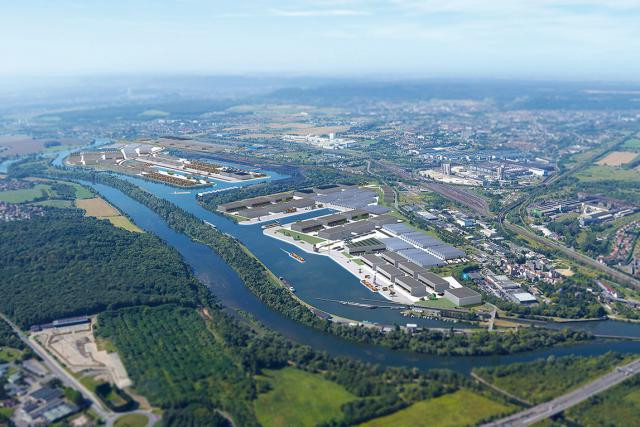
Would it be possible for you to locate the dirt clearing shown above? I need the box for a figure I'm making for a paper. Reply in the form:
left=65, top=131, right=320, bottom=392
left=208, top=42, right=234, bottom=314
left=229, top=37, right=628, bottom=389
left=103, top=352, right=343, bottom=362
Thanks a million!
left=597, top=151, right=638, bottom=166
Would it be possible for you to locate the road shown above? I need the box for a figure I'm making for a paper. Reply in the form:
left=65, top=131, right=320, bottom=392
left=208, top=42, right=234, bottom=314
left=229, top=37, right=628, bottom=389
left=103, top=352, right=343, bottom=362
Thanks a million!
left=0, top=313, right=160, bottom=426
left=482, top=357, right=640, bottom=426
left=0, top=313, right=115, bottom=423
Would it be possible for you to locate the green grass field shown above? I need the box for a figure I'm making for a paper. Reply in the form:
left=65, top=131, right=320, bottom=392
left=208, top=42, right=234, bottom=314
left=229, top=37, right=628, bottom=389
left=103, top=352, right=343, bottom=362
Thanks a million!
left=0, top=407, right=15, bottom=418
left=575, top=165, right=639, bottom=182
left=278, top=229, right=325, bottom=244
left=0, top=184, right=52, bottom=203
left=360, top=389, right=513, bottom=427
left=113, top=413, right=148, bottom=427
left=622, top=138, right=640, bottom=150
left=415, top=298, right=457, bottom=309
left=31, top=199, right=73, bottom=208
left=69, top=182, right=94, bottom=199
left=254, top=367, right=356, bottom=427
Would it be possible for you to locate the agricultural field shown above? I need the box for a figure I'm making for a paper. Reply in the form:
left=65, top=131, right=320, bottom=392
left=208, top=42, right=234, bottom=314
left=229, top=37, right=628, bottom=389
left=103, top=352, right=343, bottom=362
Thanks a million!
left=75, top=197, right=121, bottom=216
left=75, top=197, right=142, bottom=232
left=254, top=367, right=357, bottom=427
left=473, top=353, right=634, bottom=404
left=360, top=389, right=513, bottom=427
left=564, top=376, right=640, bottom=426
left=0, top=183, right=52, bottom=203
left=596, top=151, right=638, bottom=166
left=574, top=165, right=639, bottom=182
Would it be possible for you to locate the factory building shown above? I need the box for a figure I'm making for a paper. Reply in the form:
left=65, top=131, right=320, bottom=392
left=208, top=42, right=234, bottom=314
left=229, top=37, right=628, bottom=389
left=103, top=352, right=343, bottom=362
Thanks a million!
left=380, top=237, right=413, bottom=251
left=218, top=192, right=294, bottom=212
left=290, top=209, right=368, bottom=232
left=397, top=248, right=445, bottom=268
left=397, top=261, right=423, bottom=279
left=376, top=264, right=403, bottom=282
left=399, top=232, right=442, bottom=249
left=360, top=254, right=384, bottom=269
left=313, top=187, right=378, bottom=210
left=395, top=276, right=428, bottom=297
left=381, top=251, right=406, bottom=267
left=317, top=220, right=376, bottom=241
left=424, top=244, right=465, bottom=260
left=444, top=287, right=482, bottom=306
left=382, top=223, right=414, bottom=236
left=345, top=238, right=385, bottom=255
left=416, top=271, right=450, bottom=293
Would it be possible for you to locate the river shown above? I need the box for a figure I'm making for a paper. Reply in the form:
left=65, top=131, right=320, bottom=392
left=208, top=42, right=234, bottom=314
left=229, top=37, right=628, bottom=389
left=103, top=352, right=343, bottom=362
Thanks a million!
left=79, top=176, right=640, bottom=374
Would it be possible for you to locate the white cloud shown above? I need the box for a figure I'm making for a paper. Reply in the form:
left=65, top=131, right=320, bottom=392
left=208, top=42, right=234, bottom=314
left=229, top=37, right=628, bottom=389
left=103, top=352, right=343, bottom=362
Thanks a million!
left=270, top=8, right=370, bottom=17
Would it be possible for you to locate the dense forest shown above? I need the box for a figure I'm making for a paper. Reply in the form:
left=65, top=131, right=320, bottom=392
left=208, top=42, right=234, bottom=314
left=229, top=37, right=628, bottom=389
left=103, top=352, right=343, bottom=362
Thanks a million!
left=0, top=209, right=203, bottom=327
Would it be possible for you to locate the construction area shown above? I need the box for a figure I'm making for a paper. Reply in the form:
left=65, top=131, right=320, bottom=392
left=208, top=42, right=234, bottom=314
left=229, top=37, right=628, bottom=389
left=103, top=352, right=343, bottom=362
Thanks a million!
left=32, top=318, right=132, bottom=389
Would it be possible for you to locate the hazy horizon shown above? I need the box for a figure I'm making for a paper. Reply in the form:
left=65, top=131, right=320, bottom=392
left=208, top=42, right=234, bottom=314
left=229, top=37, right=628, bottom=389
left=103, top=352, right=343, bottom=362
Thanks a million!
left=3, top=0, right=640, bottom=82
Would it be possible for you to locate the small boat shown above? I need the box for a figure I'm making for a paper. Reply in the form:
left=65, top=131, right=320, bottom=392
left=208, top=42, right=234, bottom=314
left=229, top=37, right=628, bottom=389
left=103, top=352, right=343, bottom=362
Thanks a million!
left=281, top=248, right=305, bottom=263
left=278, top=276, right=295, bottom=292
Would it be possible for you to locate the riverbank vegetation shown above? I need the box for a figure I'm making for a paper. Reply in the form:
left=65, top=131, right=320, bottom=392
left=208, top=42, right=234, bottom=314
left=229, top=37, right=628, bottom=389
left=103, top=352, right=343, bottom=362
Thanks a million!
left=473, top=352, right=633, bottom=404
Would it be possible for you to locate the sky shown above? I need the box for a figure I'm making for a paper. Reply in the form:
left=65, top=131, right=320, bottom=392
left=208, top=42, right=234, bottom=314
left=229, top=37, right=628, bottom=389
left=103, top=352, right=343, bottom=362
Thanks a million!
left=2, top=0, right=640, bottom=81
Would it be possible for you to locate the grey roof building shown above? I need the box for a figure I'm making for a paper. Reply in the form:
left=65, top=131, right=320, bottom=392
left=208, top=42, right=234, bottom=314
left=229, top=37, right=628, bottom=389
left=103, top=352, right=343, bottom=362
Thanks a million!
left=397, top=248, right=445, bottom=268
left=416, top=271, right=450, bottom=293
left=395, top=276, right=428, bottom=297
left=360, top=254, right=384, bottom=268
left=381, top=251, right=406, bottom=266
left=444, top=287, right=482, bottom=306
left=346, top=238, right=385, bottom=255
left=376, top=264, right=403, bottom=282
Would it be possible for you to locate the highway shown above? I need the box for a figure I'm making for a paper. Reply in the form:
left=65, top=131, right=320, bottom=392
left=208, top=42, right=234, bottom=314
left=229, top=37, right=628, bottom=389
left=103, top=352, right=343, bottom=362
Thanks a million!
left=482, top=357, right=640, bottom=426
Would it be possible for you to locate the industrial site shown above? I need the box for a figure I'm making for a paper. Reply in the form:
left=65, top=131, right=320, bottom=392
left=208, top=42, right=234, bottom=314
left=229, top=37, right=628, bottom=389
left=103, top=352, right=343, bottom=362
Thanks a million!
left=218, top=185, right=481, bottom=308
left=66, top=140, right=266, bottom=187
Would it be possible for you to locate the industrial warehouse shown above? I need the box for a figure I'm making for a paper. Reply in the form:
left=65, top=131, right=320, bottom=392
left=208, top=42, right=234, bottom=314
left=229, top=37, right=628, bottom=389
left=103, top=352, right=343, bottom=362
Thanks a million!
left=256, top=185, right=480, bottom=307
